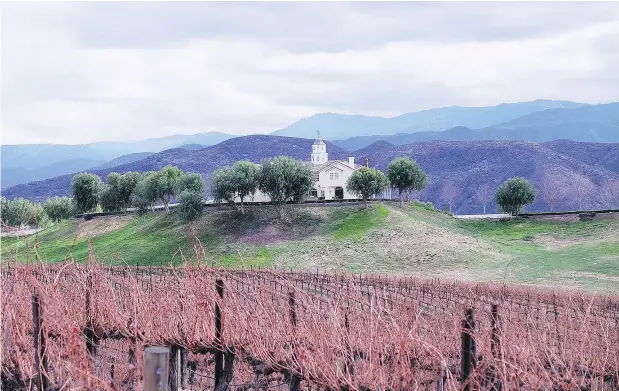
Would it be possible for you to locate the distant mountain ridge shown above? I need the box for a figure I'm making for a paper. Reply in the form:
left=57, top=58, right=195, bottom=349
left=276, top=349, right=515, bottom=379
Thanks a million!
left=1, top=158, right=106, bottom=189
left=335, top=103, right=619, bottom=150
left=273, top=100, right=587, bottom=140
left=3, top=135, right=617, bottom=214
left=1, top=131, right=235, bottom=170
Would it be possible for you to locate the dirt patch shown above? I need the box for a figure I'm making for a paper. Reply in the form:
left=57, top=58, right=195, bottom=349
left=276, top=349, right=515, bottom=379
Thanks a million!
left=76, top=216, right=132, bottom=239
left=240, top=225, right=293, bottom=245
left=532, top=228, right=619, bottom=250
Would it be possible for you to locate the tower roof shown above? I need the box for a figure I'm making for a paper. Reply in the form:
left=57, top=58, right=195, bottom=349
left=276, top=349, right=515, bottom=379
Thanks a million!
left=313, top=138, right=326, bottom=145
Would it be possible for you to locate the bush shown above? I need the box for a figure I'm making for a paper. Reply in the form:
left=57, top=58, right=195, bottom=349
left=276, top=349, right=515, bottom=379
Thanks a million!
left=178, top=190, right=203, bottom=222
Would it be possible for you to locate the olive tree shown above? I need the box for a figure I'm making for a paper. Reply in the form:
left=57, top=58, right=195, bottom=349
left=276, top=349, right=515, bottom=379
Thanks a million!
left=131, top=172, right=158, bottom=213
left=0, top=196, right=7, bottom=225
left=178, top=189, right=203, bottom=222
left=118, top=171, right=143, bottom=209
left=155, top=165, right=183, bottom=211
left=232, top=161, right=260, bottom=214
left=212, top=161, right=260, bottom=215
left=3, top=197, right=32, bottom=227
left=212, top=167, right=237, bottom=207
left=259, top=156, right=313, bottom=217
left=176, top=173, right=205, bottom=195
left=3, top=198, right=48, bottom=227
left=71, top=172, right=104, bottom=213
left=387, top=157, right=427, bottom=207
left=43, top=197, right=75, bottom=223
left=101, top=172, right=122, bottom=212
left=495, top=177, right=536, bottom=216
left=346, top=167, right=389, bottom=208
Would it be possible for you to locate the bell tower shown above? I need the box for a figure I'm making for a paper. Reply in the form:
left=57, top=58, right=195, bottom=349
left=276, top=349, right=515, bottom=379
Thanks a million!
left=311, top=129, right=328, bottom=164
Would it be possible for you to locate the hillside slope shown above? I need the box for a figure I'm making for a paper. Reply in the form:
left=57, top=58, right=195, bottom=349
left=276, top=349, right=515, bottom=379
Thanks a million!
left=356, top=140, right=619, bottom=213
left=3, top=136, right=618, bottom=213
left=3, top=204, right=618, bottom=293
left=543, top=140, right=619, bottom=174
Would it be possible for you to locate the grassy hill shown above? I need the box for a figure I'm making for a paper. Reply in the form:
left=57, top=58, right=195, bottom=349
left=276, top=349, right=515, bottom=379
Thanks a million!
left=3, top=203, right=618, bottom=294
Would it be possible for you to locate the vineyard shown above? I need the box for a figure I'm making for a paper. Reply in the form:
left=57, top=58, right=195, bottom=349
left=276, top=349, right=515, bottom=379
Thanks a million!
left=1, top=261, right=619, bottom=391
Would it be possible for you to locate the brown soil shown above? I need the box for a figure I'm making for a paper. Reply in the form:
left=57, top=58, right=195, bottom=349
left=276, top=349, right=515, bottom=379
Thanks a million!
left=76, top=216, right=132, bottom=239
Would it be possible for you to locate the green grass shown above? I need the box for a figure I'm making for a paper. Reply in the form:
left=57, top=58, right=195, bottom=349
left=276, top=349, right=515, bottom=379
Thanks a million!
left=331, top=204, right=389, bottom=241
left=3, top=203, right=618, bottom=293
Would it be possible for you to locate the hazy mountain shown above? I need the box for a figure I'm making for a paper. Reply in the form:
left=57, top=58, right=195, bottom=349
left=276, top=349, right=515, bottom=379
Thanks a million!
left=3, top=135, right=617, bottom=214
left=178, top=143, right=208, bottom=150
left=91, top=152, right=155, bottom=170
left=1, top=158, right=105, bottom=189
left=1, top=131, right=235, bottom=171
left=335, top=103, right=619, bottom=150
left=273, top=100, right=586, bottom=140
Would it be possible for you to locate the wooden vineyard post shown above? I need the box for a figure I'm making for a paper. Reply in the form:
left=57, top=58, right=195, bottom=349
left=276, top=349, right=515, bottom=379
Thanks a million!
left=288, top=291, right=301, bottom=391
left=168, top=345, right=181, bottom=391
left=489, top=304, right=502, bottom=391
left=143, top=346, right=170, bottom=391
left=214, top=278, right=225, bottom=391
left=461, top=308, right=475, bottom=391
left=32, top=292, right=49, bottom=391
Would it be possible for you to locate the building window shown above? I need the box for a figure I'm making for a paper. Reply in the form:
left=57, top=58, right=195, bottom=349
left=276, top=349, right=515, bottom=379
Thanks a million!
left=330, top=172, right=339, bottom=180
left=313, top=172, right=319, bottom=181
left=311, top=188, right=318, bottom=197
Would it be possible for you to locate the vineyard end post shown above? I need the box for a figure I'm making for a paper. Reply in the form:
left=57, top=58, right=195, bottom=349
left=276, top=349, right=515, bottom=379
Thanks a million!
left=461, top=308, right=475, bottom=391
left=143, top=346, right=170, bottom=391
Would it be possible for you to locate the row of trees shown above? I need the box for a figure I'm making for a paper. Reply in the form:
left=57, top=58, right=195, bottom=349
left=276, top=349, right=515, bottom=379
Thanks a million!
left=70, top=166, right=205, bottom=222
left=210, top=156, right=429, bottom=214
left=1, top=196, right=75, bottom=228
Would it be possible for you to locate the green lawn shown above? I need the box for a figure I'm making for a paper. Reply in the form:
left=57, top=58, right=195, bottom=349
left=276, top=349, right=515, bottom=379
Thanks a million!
left=2, top=203, right=618, bottom=294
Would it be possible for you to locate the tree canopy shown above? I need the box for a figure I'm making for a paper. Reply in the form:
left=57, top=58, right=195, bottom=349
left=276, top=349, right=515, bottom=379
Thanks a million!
left=495, top=177, right=536, bottom=216
left=43, top=197, right=75, bottom=223
left=387, top=157, right=427, bottom=207
left=176, top=173, right=205, bottom=195
left=346, top=167, right=389, bottom=208
left=71, top=172, right=104, bottom=213
left=259, top=156, right=313, bottom=216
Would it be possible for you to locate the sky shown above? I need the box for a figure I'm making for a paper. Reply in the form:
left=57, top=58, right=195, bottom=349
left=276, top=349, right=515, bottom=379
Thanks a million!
left=2, top=2, right=619, bottom=145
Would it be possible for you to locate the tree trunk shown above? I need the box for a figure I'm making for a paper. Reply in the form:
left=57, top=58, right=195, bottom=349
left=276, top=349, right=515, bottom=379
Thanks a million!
left=399, top=191, right=404, bottom=208
left=164, top=198, right=170, bottom=212
left=364, top=198, right=369, bottom=209
left=279, top=202, right=285, bottom=218
left=240, top=197, right=245, bottom=215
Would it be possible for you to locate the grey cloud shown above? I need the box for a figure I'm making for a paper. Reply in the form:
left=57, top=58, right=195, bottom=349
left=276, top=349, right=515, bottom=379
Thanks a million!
left=2, top=2, right=619, bottom=144
left=5, top=2, right=619, bottom=52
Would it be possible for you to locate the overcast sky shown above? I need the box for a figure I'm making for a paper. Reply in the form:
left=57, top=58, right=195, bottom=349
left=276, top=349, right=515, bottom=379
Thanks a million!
left=2, top=2, right=619, bottom=145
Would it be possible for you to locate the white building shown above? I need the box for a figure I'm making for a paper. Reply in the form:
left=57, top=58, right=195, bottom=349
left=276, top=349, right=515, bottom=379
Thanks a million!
left=230, top=133, right=392, bottom=203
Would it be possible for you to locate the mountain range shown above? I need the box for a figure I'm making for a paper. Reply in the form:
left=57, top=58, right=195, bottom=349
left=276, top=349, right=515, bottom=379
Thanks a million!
left=273, top=99, right=586, bottom=139
left=2, top=99, right=618, bottom=204
left=3, top=135, right=618, bottom=214
left=333, top=103, right=619, bottom=150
